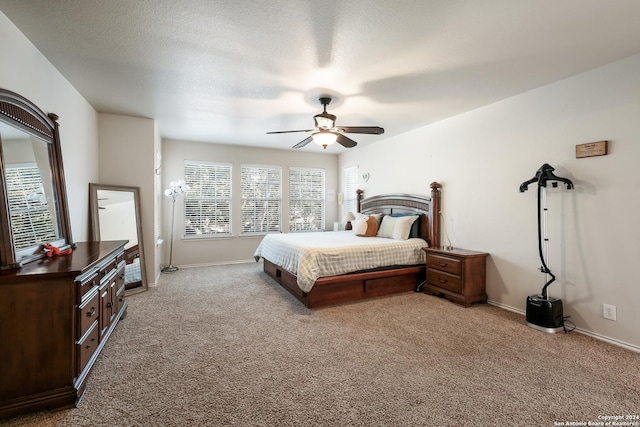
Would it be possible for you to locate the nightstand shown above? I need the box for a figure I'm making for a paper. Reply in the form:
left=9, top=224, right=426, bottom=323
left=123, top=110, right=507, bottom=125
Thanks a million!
left=422, top=247, right=489, bottom=307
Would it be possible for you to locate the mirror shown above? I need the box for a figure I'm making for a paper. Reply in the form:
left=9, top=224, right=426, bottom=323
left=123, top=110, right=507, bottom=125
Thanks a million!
left=0, top=89, right=73, bottom=269
left=89, top=183, right=147, bottom=294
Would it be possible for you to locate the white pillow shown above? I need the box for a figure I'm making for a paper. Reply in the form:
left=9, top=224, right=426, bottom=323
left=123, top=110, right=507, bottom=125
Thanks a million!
left=352, top=217, right=369, bottom=234
left=377, top=215, right=419, bottom=240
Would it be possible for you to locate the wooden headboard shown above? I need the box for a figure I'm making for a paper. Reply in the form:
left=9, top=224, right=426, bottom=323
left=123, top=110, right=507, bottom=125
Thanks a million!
left=356, top=181, right=442, bottom=248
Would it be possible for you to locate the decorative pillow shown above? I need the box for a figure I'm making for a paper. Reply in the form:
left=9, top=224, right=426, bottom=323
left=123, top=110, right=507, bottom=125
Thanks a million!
left=355, top=212, right=382, bottom=225
left=356, top=215, right=379, bottom=237
left=377, top=215, right=419, bottom=240
left=352, top=217, right=369, bottom=235
left=390, top=213, right=421, bottom=238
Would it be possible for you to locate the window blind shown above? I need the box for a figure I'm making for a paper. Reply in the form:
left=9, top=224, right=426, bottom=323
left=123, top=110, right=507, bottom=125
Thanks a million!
left=184, top=161, right=232, bottom=237
left=343, top=166, right=359, bottom=216
left=5, top=164, right=57, bottom=250
left=289, top=167, right=325, bottom=231
left=241, top=165, right=281, bottom=234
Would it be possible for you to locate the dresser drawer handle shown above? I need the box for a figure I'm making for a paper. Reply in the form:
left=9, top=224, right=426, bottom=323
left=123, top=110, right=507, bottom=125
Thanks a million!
left=438, top=261, right=448, bottom=267
left=438, top=278, right=447, bottom=284
left=86, top=308, right=96, bottom=317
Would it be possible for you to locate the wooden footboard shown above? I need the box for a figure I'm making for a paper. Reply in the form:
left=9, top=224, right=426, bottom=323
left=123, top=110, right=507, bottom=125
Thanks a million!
left=263, top=259, right=425, bottom=308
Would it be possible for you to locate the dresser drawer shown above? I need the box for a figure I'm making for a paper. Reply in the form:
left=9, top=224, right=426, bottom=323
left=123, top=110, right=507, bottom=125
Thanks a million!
left=78, top=291, right=99, bottom=337
left=77, top=321, right=100, bottom=374
left=100, top=259, right=118, bottom=283
left=77, top=272, right=99, bottom=302
left=427, top=268, right=462, bottom=293
left=426, top=253, right=462, bottom=275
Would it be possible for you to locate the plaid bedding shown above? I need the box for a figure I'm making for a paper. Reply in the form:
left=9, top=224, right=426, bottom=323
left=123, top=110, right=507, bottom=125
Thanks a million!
left=254, top=231, right=428, bottom=292
left=124, top=260, right=141, bottom=284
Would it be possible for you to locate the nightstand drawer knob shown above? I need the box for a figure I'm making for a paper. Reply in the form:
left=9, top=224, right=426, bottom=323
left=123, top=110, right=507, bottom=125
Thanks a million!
left=438, top=262, right=448, bottom=267
left=438, top=278, right=447, bottom=284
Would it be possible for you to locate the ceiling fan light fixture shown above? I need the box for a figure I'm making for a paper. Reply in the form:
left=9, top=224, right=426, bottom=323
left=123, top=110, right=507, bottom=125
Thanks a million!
left=312, top=130, right=337, bottom=149
left=314, top=113, right=336, bottom=130
left=267, top=94, right=382, bottom=149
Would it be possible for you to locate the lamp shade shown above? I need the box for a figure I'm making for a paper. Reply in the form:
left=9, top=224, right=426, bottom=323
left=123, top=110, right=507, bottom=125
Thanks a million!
left=312, top=130, right=338, bottom=148
left=164, top=179, right=190, bottom=201
left=343, top=211, right=355, bottom=231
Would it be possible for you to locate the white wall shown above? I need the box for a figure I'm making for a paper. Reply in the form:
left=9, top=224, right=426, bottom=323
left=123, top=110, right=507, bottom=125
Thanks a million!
left=162, top=139, right=339, bottom=267
left=97, top=114, right=157, bottom=285
left=340, top=54, right=640, bottom=350
left=0, top=11, right=98, bottom=242
left=153, top=122, right=163, bottom=284
left=98, top=199, right=138, bottom=248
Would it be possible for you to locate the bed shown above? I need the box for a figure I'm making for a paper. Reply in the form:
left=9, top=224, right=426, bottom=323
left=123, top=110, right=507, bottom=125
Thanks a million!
left=254, top=182, right=442, bottom=308
left=123, top=244, right=142, bottom=289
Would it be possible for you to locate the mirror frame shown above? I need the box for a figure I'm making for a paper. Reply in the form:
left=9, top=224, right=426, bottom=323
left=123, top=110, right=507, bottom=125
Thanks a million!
left=0, top=88, right=73, bottom=269
left=89, top=183, right=148, bottom=294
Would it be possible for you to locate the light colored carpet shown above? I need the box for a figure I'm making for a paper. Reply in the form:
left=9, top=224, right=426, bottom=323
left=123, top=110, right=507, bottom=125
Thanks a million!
left=3, top=262, right=638, bottom=426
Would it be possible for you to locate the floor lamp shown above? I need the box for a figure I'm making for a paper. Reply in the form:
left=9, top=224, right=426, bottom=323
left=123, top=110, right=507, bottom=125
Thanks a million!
left=162, top=179, right=189, bottom=273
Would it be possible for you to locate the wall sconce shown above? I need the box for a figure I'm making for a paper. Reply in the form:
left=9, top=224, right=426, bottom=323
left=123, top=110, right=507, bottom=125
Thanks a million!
left=154, top=149, right=162, bottom=175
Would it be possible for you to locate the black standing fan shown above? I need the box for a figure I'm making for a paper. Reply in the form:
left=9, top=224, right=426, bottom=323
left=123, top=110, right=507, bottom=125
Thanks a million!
left=519, top=163, right=574, bottom=333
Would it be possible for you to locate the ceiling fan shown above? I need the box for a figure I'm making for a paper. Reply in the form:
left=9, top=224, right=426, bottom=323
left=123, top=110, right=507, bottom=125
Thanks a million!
left=267, top=96, right=385, bottom=149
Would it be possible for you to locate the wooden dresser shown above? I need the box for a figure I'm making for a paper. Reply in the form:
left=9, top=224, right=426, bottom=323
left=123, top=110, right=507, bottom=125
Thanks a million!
left=422, top=247, right=489, bottom=307
left=0, top=241, right=128, bottom=419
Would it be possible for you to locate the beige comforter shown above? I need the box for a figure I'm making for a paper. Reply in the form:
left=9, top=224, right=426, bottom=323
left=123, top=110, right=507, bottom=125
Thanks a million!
left=254, top=231, right=427, bottom=292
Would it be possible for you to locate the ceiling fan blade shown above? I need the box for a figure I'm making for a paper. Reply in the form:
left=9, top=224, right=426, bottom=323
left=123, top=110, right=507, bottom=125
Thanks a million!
left=266, top=129, right=314, bottom=134
left=337, top=126, right=385, bottom=135
left=292, top=136, right=314, bottom=149
left=336, top=134, right=357, bottom=148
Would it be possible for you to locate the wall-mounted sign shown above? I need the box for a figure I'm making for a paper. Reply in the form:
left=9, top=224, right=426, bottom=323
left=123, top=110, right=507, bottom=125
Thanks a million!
left=576, top=140, right=608, bottom=158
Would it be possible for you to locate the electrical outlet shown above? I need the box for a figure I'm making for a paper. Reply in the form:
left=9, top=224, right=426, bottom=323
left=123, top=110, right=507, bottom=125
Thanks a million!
left=603, top=304, right=617, bottom=321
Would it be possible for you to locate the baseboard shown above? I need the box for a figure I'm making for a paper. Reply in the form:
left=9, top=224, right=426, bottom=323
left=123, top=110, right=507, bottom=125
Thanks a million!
left=487, top=299, right=640, bottom=353
left=570, top=327, right=640, bottom=353
left=167, top=259, right=256, bottom=270
left=488, top=299, right=526, bottom=315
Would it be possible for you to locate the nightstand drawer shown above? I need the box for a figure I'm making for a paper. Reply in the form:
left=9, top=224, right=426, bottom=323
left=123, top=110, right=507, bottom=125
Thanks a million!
left=427, top=268, right=462, bottom=293
left=423, top=247, right=488, bottom=307
left=426, top=253, right=462, bottom=275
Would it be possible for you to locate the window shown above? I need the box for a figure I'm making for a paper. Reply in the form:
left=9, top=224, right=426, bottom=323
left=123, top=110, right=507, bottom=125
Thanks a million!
left=241, top=165, right=281, bottom=234
left=289, top=167, right=325, bottom=231
left=183, top=161, right=232, bottom=237
left=343, top=166, right=359, bottom=216
left=5, top=163, right=58, bottom=250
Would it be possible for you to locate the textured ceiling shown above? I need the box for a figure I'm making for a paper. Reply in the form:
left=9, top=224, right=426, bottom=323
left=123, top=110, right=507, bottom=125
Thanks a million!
left=2, top=0, right=640, bottom=153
